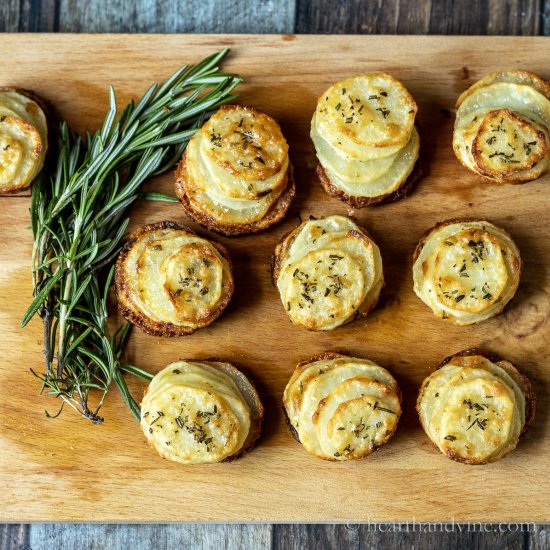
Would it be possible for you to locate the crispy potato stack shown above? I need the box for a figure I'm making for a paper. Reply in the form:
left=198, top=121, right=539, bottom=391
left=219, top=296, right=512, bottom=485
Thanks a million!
left=141, top=360, right=263, bottom=464
left=453, top=70, right=550, bottom=183
left=417, top=350, right=535, bottom=464
left=115, top=222, right=233, bottom=337
left=283, top=352, right=401, bottom=461
left=311, top=73, right=420, bottom=207
left=175, top=105, right=295, bottom=235
left=0, top=87, right=48, bottom=193
left=412, top=219, right=521, bottom=325
left=272, top=215, right=384, bottom=331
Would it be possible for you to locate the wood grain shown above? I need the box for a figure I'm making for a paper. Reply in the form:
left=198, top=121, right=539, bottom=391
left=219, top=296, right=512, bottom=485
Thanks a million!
left=295, top=0, right=546, bottom=35
left=6, top=0, right=547, bottom=35
left=2, top=522, right=548, bottom=550
left=272, top=524, right=537, bottom=550
left=0, top=0, right=296, bottom=33
left=0, top=34, right=549, bottom=524
left=0, top=0, right=58, bottom=32
left=60, top=0, right=294, bottom=33
left=544, top=0, right=550, bottom=35
left=0, top=525, right=28, bottom=550
left=2, top=0, right=549, bottom=546
left=27, top=524, right=272, bottom=550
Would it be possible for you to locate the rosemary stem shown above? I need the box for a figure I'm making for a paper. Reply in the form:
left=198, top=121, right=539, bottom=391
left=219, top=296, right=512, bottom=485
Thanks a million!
left=22, top=49, right=240, bottom=423
left=56, top=214, right=83, bottom=376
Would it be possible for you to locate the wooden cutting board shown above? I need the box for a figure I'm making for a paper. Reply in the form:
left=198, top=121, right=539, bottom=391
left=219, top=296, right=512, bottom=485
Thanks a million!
left=1, top=34, right=549, bottom=523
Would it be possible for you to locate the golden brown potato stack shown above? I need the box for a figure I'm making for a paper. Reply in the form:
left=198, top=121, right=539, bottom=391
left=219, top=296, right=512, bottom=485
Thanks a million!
left=412, top=219, right=521, bottom=325
left=175, top=105, right=295, bottom=236
left=272, top=215, right=384, bottom=331
left=0, top=87, right=48, bottom=193
left=141, top=360, right=263, bottom=464
left=115, top=221, right=233, bottom=337
left=453, top=70, right=550, bottom=183
left=311, top=73, right=420, bottom=207
left=284, top=352, right=401, bottom=461
left=417, top=349, right=535, bottom=464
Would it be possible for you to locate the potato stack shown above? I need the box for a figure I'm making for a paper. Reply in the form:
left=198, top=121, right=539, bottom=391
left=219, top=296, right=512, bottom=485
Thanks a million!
left=273, top=215, right=384, bottom=331
left=453, top=70, right=550, bottom=183
left=412, top=219, right=521, bottom=325
left=141, top=360, right=263, bottom=464
left=176, top=105, right=295, bottom=235
left=284, top=352, right=402, bottom=461
left=417, top=351, right=535, bottom=464
left=0, top=88, right=48, bottom=193
left=115, top=222, right=234, bottom=337
left=311, top=73, right=420, bottom=207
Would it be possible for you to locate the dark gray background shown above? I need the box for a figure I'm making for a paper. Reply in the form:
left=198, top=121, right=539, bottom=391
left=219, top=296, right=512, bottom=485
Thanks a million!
left=1, top=1, right=549, bottom=548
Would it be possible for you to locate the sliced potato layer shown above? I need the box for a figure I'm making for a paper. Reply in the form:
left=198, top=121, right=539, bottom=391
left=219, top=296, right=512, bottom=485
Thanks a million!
left=284, top=352, right=401, bottom=460
left=141, top=360, right=262, bottom=464
left=115, top=222, right=233, bottom=336
left=273, top=215, right=384, bottom=331
left=453, top=70, right=550, bottom=183
left=311, top=74, right=419, bottom=206
left=175, top=105, right=294, bottom=235
left=0, top=89, right=48, bottom=193
left=315, top=74, right=417, bottom=159
left=417, top=351, right=535, bottom=464
left=412, top=219, right=521, bottom=325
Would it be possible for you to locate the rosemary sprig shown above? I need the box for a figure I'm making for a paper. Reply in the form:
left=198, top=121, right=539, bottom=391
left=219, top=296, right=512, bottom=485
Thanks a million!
left=22, top=49, right=240, bottom=424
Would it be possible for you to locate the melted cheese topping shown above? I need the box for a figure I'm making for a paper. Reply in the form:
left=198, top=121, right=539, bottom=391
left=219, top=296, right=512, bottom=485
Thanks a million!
left=283, top=354, right=401, bottom=460
left=276, top=215, right=384, bottom=331
left=0, top=91, right=48, bottom=192
left=417, top=354, right=528, bottom=464
left=453, top=74, right=550, bottom=182
left=141, top=361, right=251, bottom=464
left=117, top=225, right=232, bottom=331
left=311, top=74, right=419, bottom=201
left=179, top=105, right=290, bottom=226
left=413, top=220, right=521, bottom=325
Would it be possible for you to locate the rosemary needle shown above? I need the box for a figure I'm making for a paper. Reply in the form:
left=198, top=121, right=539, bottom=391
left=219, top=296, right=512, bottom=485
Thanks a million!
left=22, top=49, right=240, bottom=424
left=137, top=191, right=180, bottom=203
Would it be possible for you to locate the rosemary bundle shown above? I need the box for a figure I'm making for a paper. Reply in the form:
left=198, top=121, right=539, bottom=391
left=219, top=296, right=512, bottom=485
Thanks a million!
left=21, top=49, right=240, bottom=424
